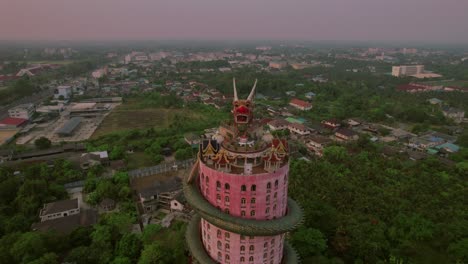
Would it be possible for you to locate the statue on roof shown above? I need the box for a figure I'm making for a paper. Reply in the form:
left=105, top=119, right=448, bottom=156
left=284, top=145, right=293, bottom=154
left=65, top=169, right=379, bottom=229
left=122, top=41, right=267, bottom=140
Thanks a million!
left=232, top=78, right=257, bottom=125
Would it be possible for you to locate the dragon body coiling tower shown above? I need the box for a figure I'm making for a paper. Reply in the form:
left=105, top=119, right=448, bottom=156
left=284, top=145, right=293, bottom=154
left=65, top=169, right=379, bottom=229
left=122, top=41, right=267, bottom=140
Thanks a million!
left=185, top=79, right=303, bottom=264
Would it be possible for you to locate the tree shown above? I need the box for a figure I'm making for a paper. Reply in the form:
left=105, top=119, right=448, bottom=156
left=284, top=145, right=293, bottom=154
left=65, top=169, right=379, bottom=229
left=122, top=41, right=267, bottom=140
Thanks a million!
left=141, top=224, right=162, bottom=245
left=175, top=148, right=192, bottom=160
left=35, top=137, right=51, bottom=149
left=138, top=243, right=174, bottom=264
left=448, top=238, right=468, bottom=262
left=10, top=232, right=47, bottom=263
left=28, top=252, right=59, bottom=264
left=116, top=233, right=142, bottom=261
left=111, top=256, right=132, bottom=264
left=291, top=227, right=327, bottom=258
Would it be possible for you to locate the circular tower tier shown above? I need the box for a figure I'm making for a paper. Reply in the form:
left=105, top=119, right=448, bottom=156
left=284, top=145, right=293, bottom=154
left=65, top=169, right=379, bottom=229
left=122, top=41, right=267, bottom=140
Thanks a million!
left=184, top=78, right=303, bottom=263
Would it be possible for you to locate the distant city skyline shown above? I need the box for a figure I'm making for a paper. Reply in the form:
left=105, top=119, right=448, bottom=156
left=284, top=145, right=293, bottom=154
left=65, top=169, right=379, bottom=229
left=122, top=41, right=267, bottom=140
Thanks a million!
left=1, top=0, right=468, bottom=43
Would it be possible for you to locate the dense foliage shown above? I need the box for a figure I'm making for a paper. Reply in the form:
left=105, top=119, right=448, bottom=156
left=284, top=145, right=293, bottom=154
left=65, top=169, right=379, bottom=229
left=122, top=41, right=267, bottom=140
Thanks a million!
left=288, top=145, right=468, bottom=263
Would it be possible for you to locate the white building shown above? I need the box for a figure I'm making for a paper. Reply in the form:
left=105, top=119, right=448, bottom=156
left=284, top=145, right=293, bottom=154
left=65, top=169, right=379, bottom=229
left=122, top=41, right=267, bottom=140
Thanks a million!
left=8, top=103, right=35, bottom=120
left=392, top=65, right=424, bottom=77
left=54, top=85, right=72, bottom=99
left=39, top=198, right=80, bottom=222
left=92, top=68, right=107, bottom=79
left=288, top=123, right=311, bottom=135
left=269, top=61, right=288, bottom=69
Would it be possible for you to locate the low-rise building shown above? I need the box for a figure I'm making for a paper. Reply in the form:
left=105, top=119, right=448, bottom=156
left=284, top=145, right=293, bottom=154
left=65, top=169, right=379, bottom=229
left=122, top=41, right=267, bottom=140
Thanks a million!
left=321, top=119, right=341, bottom=130
left=269, top=61, right=287, bottom=69
left=39, top=198, right=80, bottom=222
left=335, top=128, right=359, bottom=142
left=99, top=198, right=116, bottom=212
left=288, top=123, right=310, bottom=135
left=442, top=107, right=465, bottom=123
left=170, top=192, right=186, bottom=212
left=305, top=92, right=316, bottom=99
left=289, top=98, right=312, bottom=111
left=8, top=103, right=35, bottom=120
left=268, top=119, right=289, bottom=131
left=138, top=178, right=182, bottom=213
left=307, top=136, right=332, bottom=157
left=0, top=117, right=28, bottom=129
left=54, top=85, right=72, bottom=99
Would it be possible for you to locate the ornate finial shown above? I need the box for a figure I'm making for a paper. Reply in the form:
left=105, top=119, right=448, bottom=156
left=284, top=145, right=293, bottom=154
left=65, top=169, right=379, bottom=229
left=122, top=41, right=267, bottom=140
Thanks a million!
left=247, top=79, right=257, bottom=101
left=233, top=78, right=238, bottom=101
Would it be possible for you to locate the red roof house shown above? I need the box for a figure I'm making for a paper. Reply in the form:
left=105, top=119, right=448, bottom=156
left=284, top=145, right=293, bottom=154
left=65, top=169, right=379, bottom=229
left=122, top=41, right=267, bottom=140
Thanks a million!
left=289, top=98, right=312, bottom=111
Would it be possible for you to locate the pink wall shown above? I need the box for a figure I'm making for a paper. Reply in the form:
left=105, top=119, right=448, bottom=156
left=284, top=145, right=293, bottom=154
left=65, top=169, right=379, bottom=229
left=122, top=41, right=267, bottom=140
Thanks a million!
left=198, top=161, right=290, bottom=263
left=201, top=218, right=285, bottom=264
left=198, top=162, right=289, bottom=220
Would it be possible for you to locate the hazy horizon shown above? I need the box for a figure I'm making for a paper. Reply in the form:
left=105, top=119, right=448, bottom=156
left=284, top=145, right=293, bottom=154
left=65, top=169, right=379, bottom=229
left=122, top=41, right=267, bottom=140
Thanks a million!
left=1, top=0, right=468, bottom=44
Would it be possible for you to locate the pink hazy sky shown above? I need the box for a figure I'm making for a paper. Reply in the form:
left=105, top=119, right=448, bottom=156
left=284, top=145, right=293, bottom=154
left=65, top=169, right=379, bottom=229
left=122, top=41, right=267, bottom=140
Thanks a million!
left=1, top=0, right=467, bottom=43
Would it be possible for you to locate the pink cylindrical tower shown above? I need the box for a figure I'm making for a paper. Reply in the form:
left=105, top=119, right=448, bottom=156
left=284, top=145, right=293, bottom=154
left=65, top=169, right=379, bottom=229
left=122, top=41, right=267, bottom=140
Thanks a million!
left=185, top=78, right=302, bottom=264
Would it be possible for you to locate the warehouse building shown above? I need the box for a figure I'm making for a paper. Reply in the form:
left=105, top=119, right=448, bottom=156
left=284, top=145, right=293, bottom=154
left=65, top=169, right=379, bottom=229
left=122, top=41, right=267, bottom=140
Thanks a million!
left=56, top=117, right=82, bottom=137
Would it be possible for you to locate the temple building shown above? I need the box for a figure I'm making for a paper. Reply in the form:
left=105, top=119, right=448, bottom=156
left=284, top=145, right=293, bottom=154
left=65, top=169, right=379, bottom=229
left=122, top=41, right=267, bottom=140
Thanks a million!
left=185, top=78, right=303, bottom=264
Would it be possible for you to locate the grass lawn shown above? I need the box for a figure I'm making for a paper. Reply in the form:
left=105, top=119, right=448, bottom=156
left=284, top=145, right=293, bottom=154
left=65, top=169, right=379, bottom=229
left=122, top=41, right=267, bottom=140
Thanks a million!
left=126, top=151, right=156, bottom=170
left=92, top=98, right=220, bottom=138
left=92, top=104, right=203, bottom=139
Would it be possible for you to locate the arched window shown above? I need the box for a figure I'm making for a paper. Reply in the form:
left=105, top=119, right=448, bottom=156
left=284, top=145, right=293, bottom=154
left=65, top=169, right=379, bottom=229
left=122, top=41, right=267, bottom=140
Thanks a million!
left=225, top=243, right=230, bottom=249
left=271, top=249, right=274, bottom=255
left=240, top=256, right=245, bottom=262
left=273, top=204, right=277, bottom=211
left=240, top=245, right=245, bottom=252
left=225, top=183, right=230, bottom=190
left=251, top=184, right=256, bottom=191
left=249, top=256, right=254, bottom=262
left=271, top=238, right=275, bottom=245
left=207, top=223, right=210, bottom=229
left=266, top=207, right=270, bottom=214
left=217, top=241, right=222, bottom=249
left=249, top=245, right=254, bottom=251
left=216, top=194, right=221, bottom=200
left=217, top=230, right=221, bottom=238
left=274, top=180, right=278, bottom=188
left=241, top=210, right=246, bottom=216
left=250, top=210, right=255, bottom=216
left=226, top=254, right=230, bottom=260
left=218, top=251, right=222, bottom=260
left=264, top=242, right=268, bottom=248
left=241, top=198, right=246, bottom=204
left=225, top=232, right=230, bottom=239
left=266, top=182, right=271, bottom=189
left=241, top=185, right=246, bottom=192
left=274, top=192, right=277, bottom=199
left=225, top=196, right=230, bottom=202
left=266, top=195, right=270, bottom=202
left=264, top=252, right=268, bottom=258
left=216, top=181, right=221, bottom=190
left=250, top=198, right=256, bottom=204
